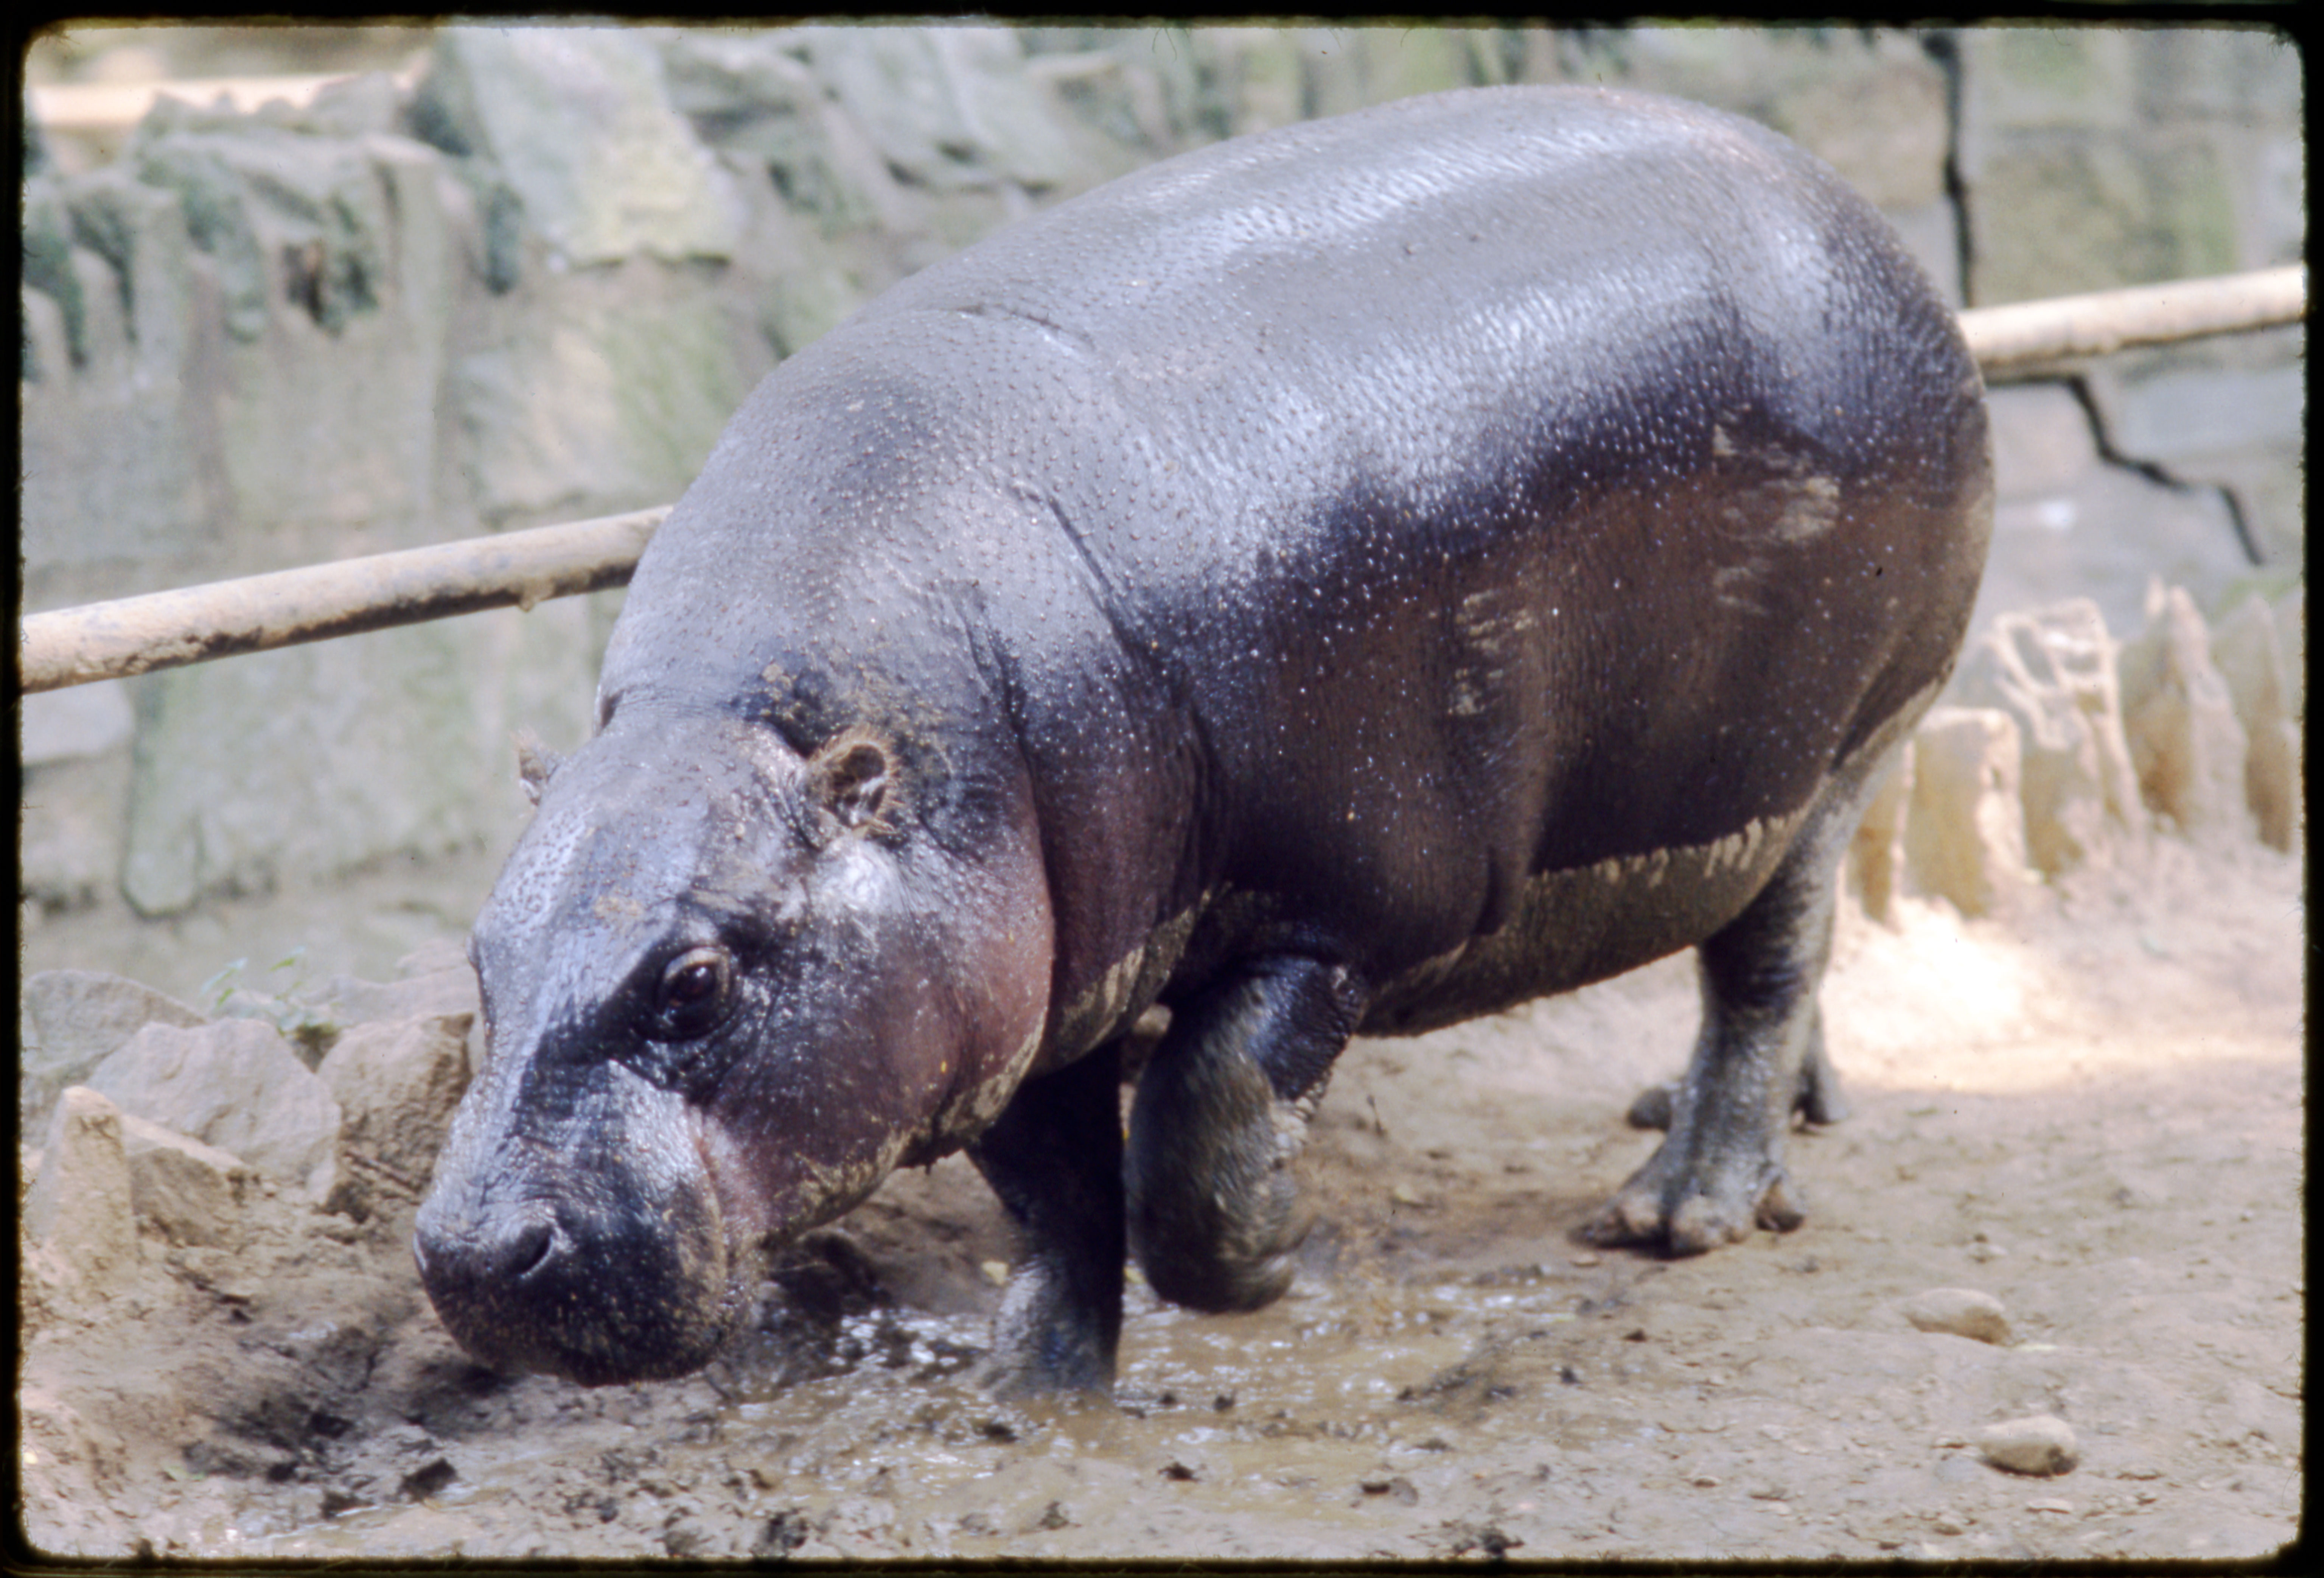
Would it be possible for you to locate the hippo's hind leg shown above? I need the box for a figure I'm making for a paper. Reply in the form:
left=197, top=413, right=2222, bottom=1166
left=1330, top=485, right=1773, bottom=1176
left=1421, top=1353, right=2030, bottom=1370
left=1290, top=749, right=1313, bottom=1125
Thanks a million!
left=1125, top=956, right=1365, bottom=1313
left=1623, top=1005, right=1847, bottom=1131
left=968, top=1042, right=1125, bottom=1396
left=1581, top=772, right=1872, bottom=1256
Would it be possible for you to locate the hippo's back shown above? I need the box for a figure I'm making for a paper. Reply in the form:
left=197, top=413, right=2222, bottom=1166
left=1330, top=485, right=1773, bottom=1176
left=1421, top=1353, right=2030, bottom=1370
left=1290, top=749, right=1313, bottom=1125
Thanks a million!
left=617, top=85, right=1990, bottom=1030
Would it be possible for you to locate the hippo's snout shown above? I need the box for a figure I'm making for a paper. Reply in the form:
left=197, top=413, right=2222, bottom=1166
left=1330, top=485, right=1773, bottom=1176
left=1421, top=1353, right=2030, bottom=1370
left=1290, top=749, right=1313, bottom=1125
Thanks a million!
left=412, top=1204, right=554, bottom=1291
left=415, top=1166, right=739, bottom=1387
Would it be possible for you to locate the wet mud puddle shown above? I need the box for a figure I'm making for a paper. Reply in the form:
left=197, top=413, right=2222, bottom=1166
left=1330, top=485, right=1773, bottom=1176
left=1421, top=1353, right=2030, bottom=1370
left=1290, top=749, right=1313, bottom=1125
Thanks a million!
left=242, top=1257, right=1631, bottom=1561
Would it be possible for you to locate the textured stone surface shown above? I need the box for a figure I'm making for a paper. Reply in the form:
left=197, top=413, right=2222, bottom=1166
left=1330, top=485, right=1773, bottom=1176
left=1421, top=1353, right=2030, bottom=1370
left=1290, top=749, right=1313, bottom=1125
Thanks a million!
left=1977, top=1413, right=2079, bottom=1477
left=119, top=596, right=607, bottom=918
left=1974, top=383, right=2260, bottom=641
left=412, top=27, right=736, bottom=267
left=1958, top=28, right=2247, bottom=302
left=20, top=681, right=135, bottom=766
left=2117, top=583, right=2252, bottom=838
left=1953, top=599, right=2141, bottom=876
left=19, top=970, right=211, bottom=1131
left=1845, top=744, right=1913, bottom=926
left=1901, top=1286, right=2013, bottom=1345
left=320, top=1014, right=473, bottom=1213
left=1906, top=708, right=2028, bottom=918
left=25, top=1088, right=144, bottom=1299
left=118, top=1110, right=254, bottom=1249
left=85, top=1019, right=343, bottom=1197
left=2210, top=594, right=2299, bottom=850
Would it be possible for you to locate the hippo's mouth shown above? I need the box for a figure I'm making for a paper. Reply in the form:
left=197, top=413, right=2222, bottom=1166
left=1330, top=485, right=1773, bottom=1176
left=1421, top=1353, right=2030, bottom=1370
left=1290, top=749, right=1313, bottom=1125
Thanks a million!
left=415, top=1177, right=749, bottom=1387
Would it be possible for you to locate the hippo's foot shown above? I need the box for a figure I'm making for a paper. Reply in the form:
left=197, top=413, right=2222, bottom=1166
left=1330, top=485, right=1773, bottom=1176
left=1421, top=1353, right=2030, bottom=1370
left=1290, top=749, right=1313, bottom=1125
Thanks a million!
left=968, top=1044, right=1125, bottom=1396
left=1579, top=1144, right=1807, bottom=1256
left=1127, top=957, right=1363, bottom=1313
left=1590, top=789, right=1864, bottom=1256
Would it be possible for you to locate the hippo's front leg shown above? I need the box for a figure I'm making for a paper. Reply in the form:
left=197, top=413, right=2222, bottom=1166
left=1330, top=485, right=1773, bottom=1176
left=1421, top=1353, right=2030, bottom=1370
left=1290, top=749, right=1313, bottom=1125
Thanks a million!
left=1125, top=956, right=1365, bottom=1312
left=968, top=1042, right=1125, bottom=1396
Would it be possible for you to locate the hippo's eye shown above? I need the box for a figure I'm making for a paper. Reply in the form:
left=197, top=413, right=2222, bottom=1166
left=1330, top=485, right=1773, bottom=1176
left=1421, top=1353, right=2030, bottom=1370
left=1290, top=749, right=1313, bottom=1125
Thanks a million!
left=654, top=945, right=733, bottom=1042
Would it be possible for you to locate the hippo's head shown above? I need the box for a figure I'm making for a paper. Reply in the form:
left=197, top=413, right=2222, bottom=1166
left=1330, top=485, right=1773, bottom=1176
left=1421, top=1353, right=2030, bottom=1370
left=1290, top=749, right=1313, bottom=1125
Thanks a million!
left=414, top=711, right=1051, bottom=1384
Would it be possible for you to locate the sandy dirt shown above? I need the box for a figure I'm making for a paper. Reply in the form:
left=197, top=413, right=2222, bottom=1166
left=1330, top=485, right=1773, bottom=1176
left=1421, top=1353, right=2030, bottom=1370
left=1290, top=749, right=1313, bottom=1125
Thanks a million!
left=16, top=828, right=2304, bottom=1563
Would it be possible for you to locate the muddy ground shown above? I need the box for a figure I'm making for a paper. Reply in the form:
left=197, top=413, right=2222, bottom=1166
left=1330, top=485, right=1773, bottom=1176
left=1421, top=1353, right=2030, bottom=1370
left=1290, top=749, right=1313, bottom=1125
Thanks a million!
left=16, top=826, right=2304, bottom=1563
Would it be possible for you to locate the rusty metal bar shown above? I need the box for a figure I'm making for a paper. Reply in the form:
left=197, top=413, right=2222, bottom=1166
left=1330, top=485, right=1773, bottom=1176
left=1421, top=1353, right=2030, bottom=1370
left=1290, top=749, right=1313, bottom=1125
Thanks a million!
left=17, top=266, right=2306, bottom=696
left=1963, top=263, right=2305, bottom=374
left=18, top=507, right=668, bottom=694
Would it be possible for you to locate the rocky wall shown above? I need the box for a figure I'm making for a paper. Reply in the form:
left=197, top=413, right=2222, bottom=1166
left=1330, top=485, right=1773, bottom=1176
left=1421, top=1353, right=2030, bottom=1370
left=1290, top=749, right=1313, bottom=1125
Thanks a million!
left=18, top=23, right=2305, bottom=932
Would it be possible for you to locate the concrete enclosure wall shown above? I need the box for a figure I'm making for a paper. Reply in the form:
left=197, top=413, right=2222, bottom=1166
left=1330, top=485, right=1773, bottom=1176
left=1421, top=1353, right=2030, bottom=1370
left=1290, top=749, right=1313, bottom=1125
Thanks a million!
left=19, top=23, right=2305, bottom=930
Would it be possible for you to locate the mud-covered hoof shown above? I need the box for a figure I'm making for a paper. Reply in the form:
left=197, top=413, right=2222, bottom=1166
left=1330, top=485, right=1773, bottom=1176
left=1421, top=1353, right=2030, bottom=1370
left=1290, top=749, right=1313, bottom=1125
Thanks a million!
left=1625, top=1082, right=1679, bottom=1131
left=1753, top=1173, right=1807, bottom=1234
left=978, top=1353, right=1114, bottom=1402
left=1577, top=1168, right=1805, bottom=1255
left=1574, top=1187, right=1670, bottom=1250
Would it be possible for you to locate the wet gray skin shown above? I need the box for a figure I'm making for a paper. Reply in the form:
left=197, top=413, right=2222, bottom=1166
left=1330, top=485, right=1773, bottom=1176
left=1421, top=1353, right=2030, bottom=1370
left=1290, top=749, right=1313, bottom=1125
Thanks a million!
left=414, top=84, right=1992, bottom=1396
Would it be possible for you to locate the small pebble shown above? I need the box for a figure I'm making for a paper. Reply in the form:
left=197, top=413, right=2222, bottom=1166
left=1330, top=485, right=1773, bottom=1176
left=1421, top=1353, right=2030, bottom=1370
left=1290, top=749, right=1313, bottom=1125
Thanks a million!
left=1902, top=1287, right=2012, bottom=1345
left=1978, top=1414, right=2078, bottom=1476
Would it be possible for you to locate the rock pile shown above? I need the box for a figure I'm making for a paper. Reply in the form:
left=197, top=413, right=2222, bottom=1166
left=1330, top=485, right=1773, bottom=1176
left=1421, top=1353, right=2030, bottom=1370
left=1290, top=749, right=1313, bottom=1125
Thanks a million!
left=1854, top=580, right=2300, bottom=921
left=19, top=940, right=481, bottom=1309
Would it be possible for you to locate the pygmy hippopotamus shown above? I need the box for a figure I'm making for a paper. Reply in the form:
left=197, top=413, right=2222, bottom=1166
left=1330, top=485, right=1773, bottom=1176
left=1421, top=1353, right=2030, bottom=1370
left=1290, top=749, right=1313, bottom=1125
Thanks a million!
left=415, top=84, right=1992, bottom=1394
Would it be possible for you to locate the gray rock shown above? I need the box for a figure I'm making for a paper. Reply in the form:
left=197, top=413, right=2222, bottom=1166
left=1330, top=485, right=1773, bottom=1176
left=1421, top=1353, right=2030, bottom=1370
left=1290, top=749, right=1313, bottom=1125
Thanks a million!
left=1901, top=1287, right=2014, bottom=1345
left=2271, top=585, right=2302, bottom=721
left=414, top=28, right=736, bottom=266
left=21, top=167, right=211, bottom=574
left=130, top=109, right=390, bottom=342
left=395, top=938, right=473, bottom=980
left=85, top=1019, right=342, bottom=1198
left=118, top=1111, right=254, bottom=1249
left=17, top=749, right=132, bottom=920
left=1023, top=47, right=1184, bottom=172
left=292, top=70, right=406, bottom=141
left=1954, top=599, right=2142, bottom=875
left=1906, top=708, right=2029, bottom=918
left=19, top=970, right=210, bottom=1131
left=660, top=31, right=920, bottom=243
left=1957, top=30, right=2240, bottom=302
left=19, top=177, right=87, bottom=373
left=119, top=596, right=605, bottom=918
left=318, top=967, right=480, bottom=1030
left=19, top=681, right=135, bottom=767
left=795, top=26, right=1013, bottom=193
left=1973, top=385, right=2256, bottom=643
left=1845, top=744, right=1913, bottom=926
left=2117, top=582, right=2252, bottom=838
left=320, top=1013, right=473, bottom=1190
left=25, top=1088, right=143, bottom=1298
left=2211, top=594, right=2299, bottom=851
left=1977, top=1413, right=2078, bottom=1476
left=2103, top=358, right=2305, bottom=465
left=448, top=287, right=757, bottom=522
left=1193, top=26, right=1307, bottom=136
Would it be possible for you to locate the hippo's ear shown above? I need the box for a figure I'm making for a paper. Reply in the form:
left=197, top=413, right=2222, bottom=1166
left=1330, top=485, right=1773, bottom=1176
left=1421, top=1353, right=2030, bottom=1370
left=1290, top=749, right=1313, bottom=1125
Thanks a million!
left=513, top=728, right=563, bottom=808
left=807, top=730, right=897, bottom=836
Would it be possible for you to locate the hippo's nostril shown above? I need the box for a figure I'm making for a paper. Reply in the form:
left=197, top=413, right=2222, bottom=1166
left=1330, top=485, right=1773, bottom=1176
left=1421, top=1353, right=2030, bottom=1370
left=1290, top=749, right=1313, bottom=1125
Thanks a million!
left=492, top=1217, right=558, bottom=1282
